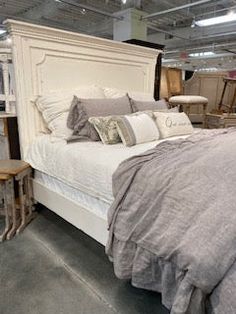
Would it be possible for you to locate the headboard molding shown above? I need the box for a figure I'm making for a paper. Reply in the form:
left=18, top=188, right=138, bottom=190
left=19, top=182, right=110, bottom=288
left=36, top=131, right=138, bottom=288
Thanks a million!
left=4, top=19, right=161, bottom=159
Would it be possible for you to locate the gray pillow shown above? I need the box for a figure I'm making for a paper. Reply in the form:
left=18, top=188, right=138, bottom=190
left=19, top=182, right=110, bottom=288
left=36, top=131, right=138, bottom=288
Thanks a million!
left=130, top=98, right=169, bottom=112
left=67, top=94, right=132, bottom=142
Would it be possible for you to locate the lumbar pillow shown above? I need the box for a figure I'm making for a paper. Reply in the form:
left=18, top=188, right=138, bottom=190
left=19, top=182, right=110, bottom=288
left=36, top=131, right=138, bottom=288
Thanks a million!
left=115, top=112, right=160, bottom=146
left=89, top=116, right=121, bottom=145
left=67, top=94, right=132, bottom=142
left=153, top=112, right=193, bottom=138
left=35, top=86, right=105, bottom=138
left=130, top=99, right=169, bottom=112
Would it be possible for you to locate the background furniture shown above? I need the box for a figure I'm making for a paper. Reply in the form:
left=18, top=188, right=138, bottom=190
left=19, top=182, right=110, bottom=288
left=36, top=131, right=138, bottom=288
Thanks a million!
left=217, top=77, right=236, bottom=113
left=206, top=113, right=236, bottom=129
left=161, top=67, right=208, bottom=126
left=0, top=160, right=34, bottom=240
left=0, top=113, right=20, bottom=160
left=0, top=48, right=16, bottom=114
left=184, top=72, right=236, bottom=118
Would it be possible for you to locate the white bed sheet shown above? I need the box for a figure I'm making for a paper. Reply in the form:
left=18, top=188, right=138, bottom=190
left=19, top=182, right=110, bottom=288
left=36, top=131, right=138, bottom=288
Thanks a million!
left=26, top=134, right=191, bottom=203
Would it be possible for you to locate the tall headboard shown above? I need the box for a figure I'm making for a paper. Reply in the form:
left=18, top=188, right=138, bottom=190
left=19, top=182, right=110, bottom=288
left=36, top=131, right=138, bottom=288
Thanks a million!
left=4, top=19, right=160, bottom=159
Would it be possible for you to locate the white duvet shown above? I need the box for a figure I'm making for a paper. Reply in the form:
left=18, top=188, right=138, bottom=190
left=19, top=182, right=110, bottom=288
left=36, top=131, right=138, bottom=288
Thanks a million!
left=26, top=134, right=190, bottom=203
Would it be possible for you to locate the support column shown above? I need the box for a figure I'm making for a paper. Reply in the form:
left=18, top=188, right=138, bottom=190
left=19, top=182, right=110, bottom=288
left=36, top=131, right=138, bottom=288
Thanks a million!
left=113, top=8, right=147, bottom=42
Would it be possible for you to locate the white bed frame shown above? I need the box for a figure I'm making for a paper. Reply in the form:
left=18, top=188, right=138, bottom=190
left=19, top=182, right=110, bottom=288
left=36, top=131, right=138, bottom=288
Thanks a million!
left=4, top=19, right=161, bottom=245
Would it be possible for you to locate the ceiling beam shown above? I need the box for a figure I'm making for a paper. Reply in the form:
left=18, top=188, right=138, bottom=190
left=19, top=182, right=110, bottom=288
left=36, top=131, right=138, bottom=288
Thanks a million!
left=142, top=0, right=212, bottom=20
left=19, top=0, right=59, bottom=20
left=55, top=0, right=123, bottom=20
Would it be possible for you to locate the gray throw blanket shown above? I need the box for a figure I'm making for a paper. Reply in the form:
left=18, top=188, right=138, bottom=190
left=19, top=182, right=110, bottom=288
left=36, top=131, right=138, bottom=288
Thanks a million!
left=106, top=128, right=236, bottom=314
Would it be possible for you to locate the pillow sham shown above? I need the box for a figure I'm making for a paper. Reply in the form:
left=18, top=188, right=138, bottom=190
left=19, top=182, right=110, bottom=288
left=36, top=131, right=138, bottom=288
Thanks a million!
left=89, top=116, right=121, bottom=144
left=130, top=98, right=169, bottom=112
left=154, top=112, right=193, bottom=139
left=67, top=94, right=132, bottom=142
left=35, top=85, right=105, bottom=138
left=103, top=87, right=154, bottom=101
left=115, top=112, right=160, bottom=146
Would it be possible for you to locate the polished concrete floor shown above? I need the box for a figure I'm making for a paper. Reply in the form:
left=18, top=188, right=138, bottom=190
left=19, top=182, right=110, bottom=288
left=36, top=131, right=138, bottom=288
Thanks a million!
left=0, top=206, right=169, bottom=314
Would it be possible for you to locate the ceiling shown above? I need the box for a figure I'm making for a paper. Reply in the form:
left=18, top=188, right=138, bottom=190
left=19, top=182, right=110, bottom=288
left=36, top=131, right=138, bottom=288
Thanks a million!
left=0, top=0, right=236, bottom=72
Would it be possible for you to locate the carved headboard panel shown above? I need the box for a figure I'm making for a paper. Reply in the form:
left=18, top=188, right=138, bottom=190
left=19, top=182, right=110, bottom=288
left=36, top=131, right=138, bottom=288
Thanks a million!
left=4, top=19, right=160, bottom=159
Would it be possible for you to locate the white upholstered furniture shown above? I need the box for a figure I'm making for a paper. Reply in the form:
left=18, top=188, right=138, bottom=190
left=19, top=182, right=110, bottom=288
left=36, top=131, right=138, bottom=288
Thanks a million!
left=5, top=19, right=161, bottom=245
left=163, top=67, right=208, bottom=126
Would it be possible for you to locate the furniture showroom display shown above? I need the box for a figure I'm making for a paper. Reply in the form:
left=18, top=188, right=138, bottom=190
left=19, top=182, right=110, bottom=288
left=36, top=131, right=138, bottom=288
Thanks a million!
left=5, top=19, right=236, bottom=314
left=161, top=67, right=208, bottom=126
left=4, top=19, right=161, bottom=245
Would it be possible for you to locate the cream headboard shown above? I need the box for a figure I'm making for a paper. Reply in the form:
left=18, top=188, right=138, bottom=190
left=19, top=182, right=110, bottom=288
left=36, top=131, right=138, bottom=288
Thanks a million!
left=4, top=19, right=160, bottom=159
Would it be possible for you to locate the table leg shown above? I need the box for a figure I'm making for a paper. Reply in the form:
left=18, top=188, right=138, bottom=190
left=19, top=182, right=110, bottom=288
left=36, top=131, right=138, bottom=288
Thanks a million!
left=0, top=181, right=11, bottom=242
left=6, top=178, right=17, bottom=240
left=16, top=172, right=36, bottom=234
left=203, top=103, right=207, bottom=128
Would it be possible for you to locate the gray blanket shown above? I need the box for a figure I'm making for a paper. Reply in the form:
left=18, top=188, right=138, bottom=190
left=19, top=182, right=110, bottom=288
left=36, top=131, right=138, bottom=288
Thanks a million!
left=106, top=128, right=236, bottom=314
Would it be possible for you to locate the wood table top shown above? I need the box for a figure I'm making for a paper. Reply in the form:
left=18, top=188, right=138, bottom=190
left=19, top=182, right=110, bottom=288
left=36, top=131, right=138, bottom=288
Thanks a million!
left=0, top=160, right=30, bottom=175
left=0, top=173, right=11, bottom=181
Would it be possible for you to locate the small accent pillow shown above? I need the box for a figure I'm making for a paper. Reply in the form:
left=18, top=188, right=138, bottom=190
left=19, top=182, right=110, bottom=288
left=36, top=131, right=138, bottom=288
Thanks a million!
left=89, top=116, right=121, bottom=144
left=154, top=112, right=193, bottom=139
left=115, top=112, right=160, bottom=146
left=130, top=99, right=169, bottom=112
left=67, top=94, right=132, bottom=142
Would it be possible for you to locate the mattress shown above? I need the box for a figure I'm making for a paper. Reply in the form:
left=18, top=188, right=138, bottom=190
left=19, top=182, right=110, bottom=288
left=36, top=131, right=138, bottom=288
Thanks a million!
left=26, top=134, right=191, bottom=204
left=34, top=170, right=110, bottom=219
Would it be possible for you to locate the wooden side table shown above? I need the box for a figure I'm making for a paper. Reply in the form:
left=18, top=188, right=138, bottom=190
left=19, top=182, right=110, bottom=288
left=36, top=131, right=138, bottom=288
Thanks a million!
left=0, top=160, right=35, bottom=240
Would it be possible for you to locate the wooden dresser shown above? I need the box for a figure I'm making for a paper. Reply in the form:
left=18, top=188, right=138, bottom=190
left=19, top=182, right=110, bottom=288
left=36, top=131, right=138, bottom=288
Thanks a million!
left=0, top=113, right=20, bottom=160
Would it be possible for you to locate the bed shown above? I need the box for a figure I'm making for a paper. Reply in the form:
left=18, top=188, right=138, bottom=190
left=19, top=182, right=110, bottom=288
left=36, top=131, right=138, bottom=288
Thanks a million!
left=6, top=19, right=236, bottom=314
left=5, top=19, right=161, bottom=245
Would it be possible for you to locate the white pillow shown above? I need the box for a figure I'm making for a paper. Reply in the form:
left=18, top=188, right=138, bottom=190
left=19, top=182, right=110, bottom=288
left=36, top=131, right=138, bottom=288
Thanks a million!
left=115, top=112, right=160, bottom=146
left=154, top=112, right=193, bottom=139
left=35, top=86, right=105, bottom=138
left=103, top=87, right=154, bottom=101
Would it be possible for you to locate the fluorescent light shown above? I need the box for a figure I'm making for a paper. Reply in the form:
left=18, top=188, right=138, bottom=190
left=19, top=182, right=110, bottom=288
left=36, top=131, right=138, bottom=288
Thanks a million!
left=189, top=51, right=215, bottom=57
left=196, top=67, right=218, bottom=72
left=0, top=29, right=6, bottom=35
left=196, top=12, right=236, bottom=26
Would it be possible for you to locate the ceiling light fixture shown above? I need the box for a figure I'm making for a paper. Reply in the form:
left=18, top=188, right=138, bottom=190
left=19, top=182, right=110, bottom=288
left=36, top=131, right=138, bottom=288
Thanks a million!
left=121, top=0, right=127, bottom=4
left=195, top=12, right=236, bottom=27
left=189, top=51, right=215, bottom=57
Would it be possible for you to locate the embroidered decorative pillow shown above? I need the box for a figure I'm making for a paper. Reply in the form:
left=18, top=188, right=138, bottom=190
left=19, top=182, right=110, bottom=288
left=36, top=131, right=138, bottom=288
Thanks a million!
left=130, top=99, right=169, bottom=112
left=153, top=112, right=193, bottom=138
left=88, top=116, right=121, bottom=144
left=115, top=112, right=160, bottom=146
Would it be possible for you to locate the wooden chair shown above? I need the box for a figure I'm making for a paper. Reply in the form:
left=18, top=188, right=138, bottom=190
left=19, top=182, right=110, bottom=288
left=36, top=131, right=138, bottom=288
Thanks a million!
left=163, top=67, right=208, bottom=126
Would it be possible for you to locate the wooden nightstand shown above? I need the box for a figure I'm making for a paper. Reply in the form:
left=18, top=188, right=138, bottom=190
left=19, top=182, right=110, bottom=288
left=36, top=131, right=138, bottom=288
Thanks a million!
left=0, top=113, right=20, bottom=160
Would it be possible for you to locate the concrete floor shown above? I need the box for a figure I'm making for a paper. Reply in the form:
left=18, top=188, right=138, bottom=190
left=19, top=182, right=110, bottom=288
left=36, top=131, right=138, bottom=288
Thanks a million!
left=0, top=206, right=169, bottom=314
